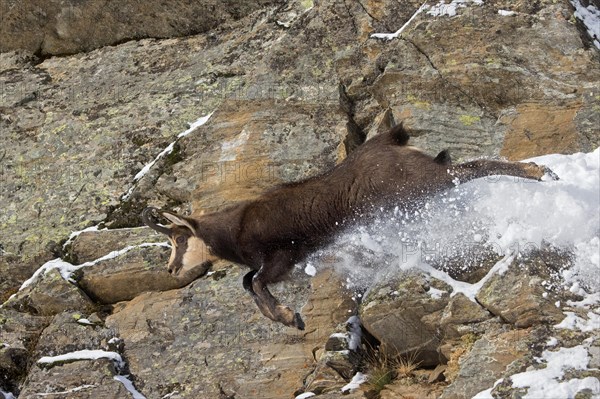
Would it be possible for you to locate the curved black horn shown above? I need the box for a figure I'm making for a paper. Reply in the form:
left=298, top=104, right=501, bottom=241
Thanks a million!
left=142, top=207, right=172, bottom=236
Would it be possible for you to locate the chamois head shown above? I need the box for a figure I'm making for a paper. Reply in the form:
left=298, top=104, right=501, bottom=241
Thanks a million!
left=142, top=207, right=218, bottom=275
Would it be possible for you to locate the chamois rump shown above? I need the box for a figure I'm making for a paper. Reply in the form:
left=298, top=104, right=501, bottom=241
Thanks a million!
left=142, top=124, right=557, bottom=330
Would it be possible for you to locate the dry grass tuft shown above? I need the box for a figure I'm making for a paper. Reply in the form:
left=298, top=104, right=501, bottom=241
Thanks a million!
left=396, top=350, right=422, bottom=379
left=362, top=345, right=423, bottom=398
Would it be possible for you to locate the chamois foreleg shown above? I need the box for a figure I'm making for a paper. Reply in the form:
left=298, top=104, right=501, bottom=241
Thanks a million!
left=454, top=159, right=558, bottom=182
left=245, top=253, right=305, bottom=330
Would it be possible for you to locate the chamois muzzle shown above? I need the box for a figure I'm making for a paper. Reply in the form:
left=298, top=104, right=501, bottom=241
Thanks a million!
left=142, top=207, right=172, bottom=236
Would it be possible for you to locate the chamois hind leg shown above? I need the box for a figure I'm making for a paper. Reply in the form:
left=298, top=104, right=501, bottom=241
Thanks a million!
left=455, top=159, right=559, bottom=182
left=248, top=254, right=305, bottom=330
left=243, top=270, right=277, bottom=322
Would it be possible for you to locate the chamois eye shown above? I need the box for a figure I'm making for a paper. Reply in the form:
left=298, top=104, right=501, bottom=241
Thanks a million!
left=175, top=236, right=186, bottom=245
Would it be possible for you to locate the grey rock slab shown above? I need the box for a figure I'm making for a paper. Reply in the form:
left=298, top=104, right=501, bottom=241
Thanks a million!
left=66, top=227, right=167, bottom=264
left=19, top=359, right=131, bottom=399
left=0, top=309, right=50, bottom=393
left=155, top=99, right=350, bottom=212
left=440, top=328, right=532, bottom=399
left=360, top=272, right=451, bottom=367
left=29, top=312, right=118, bottom=363
left=0, top=0, right=282, bottom=55
left=476, top=254, right=566, bottom=328
left=105, top=266, right=356, bottom=398
left=16, top=311, right=128, bottom=398
left=78, top=245, right=208, bottom=304
left=3, top=269, right=96, bottom=317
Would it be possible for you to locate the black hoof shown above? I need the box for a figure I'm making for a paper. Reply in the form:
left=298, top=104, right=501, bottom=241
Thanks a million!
left=243, top=270, right=257, bottom=294
left=294, top=313, right=305, bottom=331
left=543, top=166, right=560, bottom=181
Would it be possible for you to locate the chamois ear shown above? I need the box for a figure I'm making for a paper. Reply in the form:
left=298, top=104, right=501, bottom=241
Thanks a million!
left=389, top=123, right=410, bottom=146
left=161, top=212, right=199, bottom=235
left=434, top=149, right=451, bottom=165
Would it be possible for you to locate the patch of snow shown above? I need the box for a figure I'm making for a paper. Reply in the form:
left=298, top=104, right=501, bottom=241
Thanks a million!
left=428, top=286, right=447, bottom=299
left=427, top=0, right=484, bottom=18
left=180, top=113, right=213, bottom=139
left=498, top=10, right=516, bottom=16
left=545, top=337, right=559, bottom=347
left=0, top=389, right=16, bottom=399
left=328, top=322, right=362, bottom=352
left=567, top=292, right=600, bottom=308
left=122, top=112, right=213, bottom=200
left=472, top=388, right=494, bottom=398
left=219, top=127, right=250, bottom=162
left=555, top=311, right=600, bottom=332
left=114, top=376, right=146, bottom=399
left=62, top=225, right=101, bottom=250
left=510, top=345, right=600, bottom=398
left=38, top=349, right=125, bottom=369
left=330, top=332, right=347, bottom=339
left=108, top=337, right=121, bottom=344
left=76, top=318, right=94, bottom=326
left=418, top=252, right=515, bottom=301
left=476, top=344, right=600, bottom=397
left=473, top=151, right=599, bottom=266
left=472, top=378, right=503, bottom=398
left=341, top=372, right=367, bottom=393
left=123, top=139, right=173, bottom=198
left=36, top=385, right=97, bottom=396
left=347, top=315, right=362, bottom=351
left=570, top=0, right=600, bottom=49
left=304, top=263, right=317, bottom=276
left=295, top=393, right=316, bottom=399
left=371, top=1, right=428, bottom=40
left=16, top=258, right=74, bottom=293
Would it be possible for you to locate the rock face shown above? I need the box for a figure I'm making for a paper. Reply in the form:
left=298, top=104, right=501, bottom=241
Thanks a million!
left=19, top=359, right=131, bottom=399
left=4, top=268, right=96, bottom=316
left=0, top=309, right=50, bottom=394
left=0, top=0, right=280, bottom=56
left=358, top=253, right=567, bottom=369
left=18, top=311, right=129, bottom=398
left=359, top=250, right=600, bottom=398
left=103, top=264, right=355, bottom=398
left=1, top=0, right=599, bottom=398
left=439, top=327, right=532, bottom=399
left=156, top=100, right=349, bottom=212
left=476, top=257, right=566, bottom=328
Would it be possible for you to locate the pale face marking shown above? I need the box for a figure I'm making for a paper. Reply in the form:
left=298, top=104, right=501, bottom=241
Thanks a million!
left=167, top=234, right=219, bottom=275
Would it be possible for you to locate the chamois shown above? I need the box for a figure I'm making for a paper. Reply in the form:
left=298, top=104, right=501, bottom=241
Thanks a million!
left=142, top=124, right=557, bottom=329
